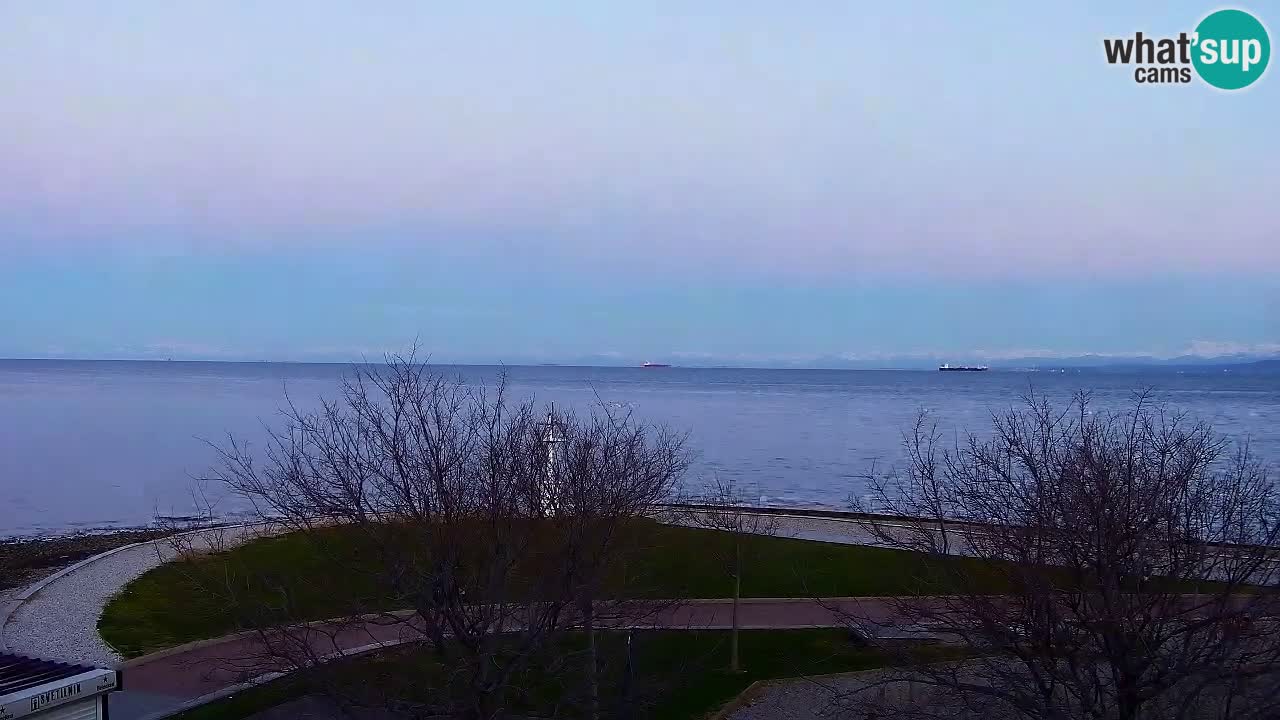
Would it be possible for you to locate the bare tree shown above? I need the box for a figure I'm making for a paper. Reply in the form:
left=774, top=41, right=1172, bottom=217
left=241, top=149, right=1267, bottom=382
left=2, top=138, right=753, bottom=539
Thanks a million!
left=845, top=390, right=1280, bottom=720
left=679, top=474, right=777, bottom=672
left=182, top=354, right=687, bottom=719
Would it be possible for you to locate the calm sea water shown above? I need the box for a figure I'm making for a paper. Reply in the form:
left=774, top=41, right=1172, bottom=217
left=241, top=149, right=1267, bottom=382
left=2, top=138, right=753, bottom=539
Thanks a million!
left=1, top=360, right=1278, bottom=537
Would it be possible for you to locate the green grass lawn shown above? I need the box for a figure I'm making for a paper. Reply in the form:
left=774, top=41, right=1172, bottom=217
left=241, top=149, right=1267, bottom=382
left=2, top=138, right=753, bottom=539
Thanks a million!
left=101, top=521, right=1003, bottom=657
left=172, top=629, right=943, bottom=720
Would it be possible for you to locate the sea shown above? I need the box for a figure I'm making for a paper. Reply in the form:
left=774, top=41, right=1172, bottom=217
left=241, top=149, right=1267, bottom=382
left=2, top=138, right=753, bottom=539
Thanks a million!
left=1, top=359, right=1278, bottom=538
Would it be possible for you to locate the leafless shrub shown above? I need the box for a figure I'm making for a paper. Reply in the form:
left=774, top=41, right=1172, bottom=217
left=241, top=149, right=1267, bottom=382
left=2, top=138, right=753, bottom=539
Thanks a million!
left=179, top=353, right=687, bottom=719
left=844, top=390, right=1280, bottom=720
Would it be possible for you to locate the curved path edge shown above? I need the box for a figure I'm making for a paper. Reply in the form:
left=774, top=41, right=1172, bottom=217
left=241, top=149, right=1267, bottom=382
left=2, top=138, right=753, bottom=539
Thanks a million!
left=2, top=536, right=171, bottom=652
left=1, top=511, right=902, bottom=719
left=0, top=522, right=274, bottom=657
left=5, top=510, right=890, bottom=662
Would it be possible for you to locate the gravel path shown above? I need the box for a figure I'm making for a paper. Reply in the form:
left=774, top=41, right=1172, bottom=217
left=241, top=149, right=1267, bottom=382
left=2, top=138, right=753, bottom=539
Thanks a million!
left=729, top=670, right=941, bottom=720
left=770, top=514, right=881, bottom=545
left=2, top=524, right=271, bottom=667
left=667, top=510, right=884, bottom=546
left=729, top=674, right=858, bottom=719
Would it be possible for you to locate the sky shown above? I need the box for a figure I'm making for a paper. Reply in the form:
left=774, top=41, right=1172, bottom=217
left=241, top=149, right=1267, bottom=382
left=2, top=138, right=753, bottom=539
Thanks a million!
left=1, top=1, right=1277, bottom=365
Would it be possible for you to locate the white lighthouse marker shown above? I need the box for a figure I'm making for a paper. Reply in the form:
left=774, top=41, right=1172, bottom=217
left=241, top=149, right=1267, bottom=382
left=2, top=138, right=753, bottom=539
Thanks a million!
left=539, top=406, right=566, bottom=515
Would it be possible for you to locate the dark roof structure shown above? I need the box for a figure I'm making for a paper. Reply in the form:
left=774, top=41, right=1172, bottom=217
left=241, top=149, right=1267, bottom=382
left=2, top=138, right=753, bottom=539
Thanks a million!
left=0, top=653, right=103, bottom=698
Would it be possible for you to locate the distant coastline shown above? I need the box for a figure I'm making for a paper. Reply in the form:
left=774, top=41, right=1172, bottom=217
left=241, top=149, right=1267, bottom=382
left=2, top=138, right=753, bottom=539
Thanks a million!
left=1, top=356, right=1278, bottom=373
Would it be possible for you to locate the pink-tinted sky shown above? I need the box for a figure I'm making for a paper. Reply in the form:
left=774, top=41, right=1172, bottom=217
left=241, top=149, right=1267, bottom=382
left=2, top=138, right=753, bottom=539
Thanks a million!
left=1, top=2, right=1277, bottom=362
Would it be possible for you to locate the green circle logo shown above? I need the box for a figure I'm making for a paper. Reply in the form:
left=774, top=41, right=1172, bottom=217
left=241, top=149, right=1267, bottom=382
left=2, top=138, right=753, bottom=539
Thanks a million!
left=1192, top=9, right=1270, bottom=90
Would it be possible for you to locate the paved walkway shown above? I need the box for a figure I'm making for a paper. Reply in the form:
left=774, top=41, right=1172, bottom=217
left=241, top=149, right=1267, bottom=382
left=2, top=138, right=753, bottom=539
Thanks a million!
left=112, top=597, right=899, bottom=720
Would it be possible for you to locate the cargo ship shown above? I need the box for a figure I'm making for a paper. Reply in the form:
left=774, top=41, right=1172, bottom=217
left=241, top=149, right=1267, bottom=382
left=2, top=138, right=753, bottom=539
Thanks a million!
left=939, top=363, right=989, bottom=372
left=641, top=362, right=671, bottom=368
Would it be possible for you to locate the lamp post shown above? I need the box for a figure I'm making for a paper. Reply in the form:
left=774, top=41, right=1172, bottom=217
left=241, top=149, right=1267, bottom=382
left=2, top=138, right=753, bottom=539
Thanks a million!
left=619, top=630, right=634, bottom=720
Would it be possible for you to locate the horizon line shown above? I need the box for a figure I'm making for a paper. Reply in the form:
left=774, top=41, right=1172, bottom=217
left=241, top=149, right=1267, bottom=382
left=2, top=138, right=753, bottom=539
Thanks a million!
left=0, top=356, right=1276, bottom=371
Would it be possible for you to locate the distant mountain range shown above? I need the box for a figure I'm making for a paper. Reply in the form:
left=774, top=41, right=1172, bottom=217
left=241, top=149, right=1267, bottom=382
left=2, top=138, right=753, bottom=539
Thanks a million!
left=551, top=353, right=1280, bottom=372
left=5, top=353, right=1279, bottom=373
left=1242, top=357, right=1280, bottom=371
left=989, top=354, right=1280, bottom=371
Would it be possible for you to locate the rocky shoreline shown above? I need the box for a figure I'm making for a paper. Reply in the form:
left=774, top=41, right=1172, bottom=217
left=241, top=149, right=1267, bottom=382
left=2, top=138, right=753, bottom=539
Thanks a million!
left=0, top=528, right=171, bottom=592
